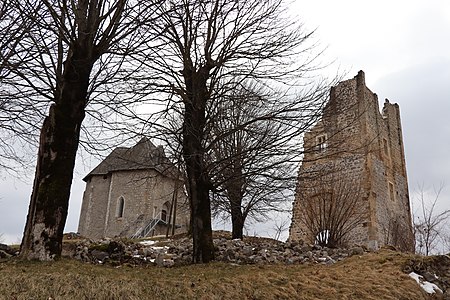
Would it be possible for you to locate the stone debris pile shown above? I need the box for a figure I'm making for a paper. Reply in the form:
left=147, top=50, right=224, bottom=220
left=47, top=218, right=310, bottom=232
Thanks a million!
left=0, top=243, right=17, bottom=259
left=404, top=255, right=450, bottom=299
left=61, top=234, right=366, bottom=268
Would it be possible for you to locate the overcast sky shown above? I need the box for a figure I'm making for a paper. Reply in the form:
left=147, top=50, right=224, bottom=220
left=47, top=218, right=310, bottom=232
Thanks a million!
left=1, top=0, right=449, bottom=244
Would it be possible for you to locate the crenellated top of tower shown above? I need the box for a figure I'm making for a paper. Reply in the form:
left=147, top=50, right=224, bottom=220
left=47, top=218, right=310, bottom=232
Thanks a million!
left=356, top=70, right=365, bottom=86
left=327, top=70, right=401, bottom=124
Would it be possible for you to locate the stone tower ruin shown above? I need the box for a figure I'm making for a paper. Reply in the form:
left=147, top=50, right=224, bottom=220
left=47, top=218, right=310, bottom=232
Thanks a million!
left=289, top=71, right=414, bottom=251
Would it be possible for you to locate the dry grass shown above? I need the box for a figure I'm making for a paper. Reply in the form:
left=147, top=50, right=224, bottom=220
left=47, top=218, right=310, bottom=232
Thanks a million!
left=0, top=249, right=429, bottom=300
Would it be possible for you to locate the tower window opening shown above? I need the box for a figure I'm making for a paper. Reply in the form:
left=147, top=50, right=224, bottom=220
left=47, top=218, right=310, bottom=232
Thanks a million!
left=316, top=135, right=327, bottom=152
left=383, top=138, right=389, bottom=156
left=389, top=182, right=395, bottom=201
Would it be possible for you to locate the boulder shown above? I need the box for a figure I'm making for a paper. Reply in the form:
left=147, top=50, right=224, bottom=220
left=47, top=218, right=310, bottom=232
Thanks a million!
left=91, top=250, right=109, bottom=263
left=349, top=246, right=364, bottom=256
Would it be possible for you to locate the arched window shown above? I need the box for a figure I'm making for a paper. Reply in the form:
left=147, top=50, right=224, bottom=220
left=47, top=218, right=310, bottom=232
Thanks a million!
left=117, top=197, right=125, bottom=218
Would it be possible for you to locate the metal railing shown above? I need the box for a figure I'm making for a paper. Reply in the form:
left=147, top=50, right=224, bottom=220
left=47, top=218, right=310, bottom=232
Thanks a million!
left=131, top=212, right=167, bottom=239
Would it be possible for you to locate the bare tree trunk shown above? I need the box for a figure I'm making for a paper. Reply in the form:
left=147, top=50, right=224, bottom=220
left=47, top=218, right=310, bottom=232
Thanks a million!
left=230, top=201, right=244, bottom=239
left=228, top=177, right=245, bottom=239
left=20, top=54, right=93, bottom=260
left=183, top=127, right=214, bottom=262
left=186, top=171, right=214, bottom=263
left=171, top=179, right=179, bottom=236
left=182, top=69, right=214, bottom=263
left=165, top=199, right=173, bottom=237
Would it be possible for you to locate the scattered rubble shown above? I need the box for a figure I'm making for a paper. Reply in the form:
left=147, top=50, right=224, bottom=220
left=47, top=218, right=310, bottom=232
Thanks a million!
left=59, top=233, right=364, bottom=268
left=404, top=254, right=450, bottom=299
left=0, top=243, right=17, bottom=258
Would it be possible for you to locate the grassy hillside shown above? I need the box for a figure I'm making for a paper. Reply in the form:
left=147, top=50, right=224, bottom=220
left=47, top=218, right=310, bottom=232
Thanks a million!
left=0, top=249, right=430, bottom=300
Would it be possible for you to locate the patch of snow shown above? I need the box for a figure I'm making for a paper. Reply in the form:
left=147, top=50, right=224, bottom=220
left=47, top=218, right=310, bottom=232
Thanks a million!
left=132, top=255, right=141, bottom=258
left=151, top=246, right=169, bottom=251
left=408, top=272, right=443, bottom=294
left=149, top=258, right=155, bottom=263
left=139, top=240, right=157, bottom=246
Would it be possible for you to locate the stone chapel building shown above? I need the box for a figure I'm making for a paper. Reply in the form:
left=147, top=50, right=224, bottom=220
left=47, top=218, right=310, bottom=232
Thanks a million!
left=78, top=138, right=189, bottom=239
left=289, top=71, right=415, bottom=251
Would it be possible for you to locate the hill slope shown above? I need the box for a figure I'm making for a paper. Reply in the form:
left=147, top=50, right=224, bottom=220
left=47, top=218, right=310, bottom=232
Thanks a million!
left=0, top=249, right=436, bottom=300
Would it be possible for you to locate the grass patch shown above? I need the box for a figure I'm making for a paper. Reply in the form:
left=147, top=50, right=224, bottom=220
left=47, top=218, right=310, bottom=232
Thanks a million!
left=88, top=243, right=110, bottom=252
left=0, top=250, right=429, bottom=300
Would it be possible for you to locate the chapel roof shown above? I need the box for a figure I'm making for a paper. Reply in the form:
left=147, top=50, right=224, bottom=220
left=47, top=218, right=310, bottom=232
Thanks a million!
left=83, top=138, right=179, bottom=181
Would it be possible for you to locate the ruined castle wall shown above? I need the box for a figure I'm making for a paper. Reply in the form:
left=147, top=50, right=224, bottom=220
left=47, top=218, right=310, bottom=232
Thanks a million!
left=360, top=82, right=412, bottom=250
left=290, top=71, right=414, bottom=251
left=290, top=154, right=368, bottom=244
left=369, top=101, right=413, bottom=250
left=371, top=157, right=391, bottom=242
left=290, top=73, right=369, bottom=244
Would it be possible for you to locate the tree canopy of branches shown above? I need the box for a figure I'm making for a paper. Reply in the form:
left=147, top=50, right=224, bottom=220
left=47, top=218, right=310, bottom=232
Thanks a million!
left=208, top=84, right=320, bottom=239
left=413, top=184, right=450, bottom=255
left=381, top=217, right=415, bottom=252
left=297, top=167, right=366, bottom=248
left=2, top=0, right=157, bottom=260
left=2, top=0, right=330, bottom=263
left=135, top=0, right=329, bottom=262
left=0, top=0, right=41, bottom=173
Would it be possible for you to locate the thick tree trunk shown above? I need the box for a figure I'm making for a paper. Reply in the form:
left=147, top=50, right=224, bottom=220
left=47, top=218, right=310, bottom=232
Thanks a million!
left=183, top=107, right=215, bottom=262
left=182, top=68, right=214, bottom=263
left=20, top=52, right=93, bottom=260
left=185, top=167, right=214, bottom=263
left=228, top=179, right=245, bottom=239
left=227, top=153, right=245, bottom=240
left=231, top=202, right=244, bottom=240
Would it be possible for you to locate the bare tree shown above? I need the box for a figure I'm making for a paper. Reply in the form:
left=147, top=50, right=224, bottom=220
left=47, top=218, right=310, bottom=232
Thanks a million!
left=1, top=0, right=158, bottom=260
left=272, top=214, right=291, bottom=241
left=413, top=184, right=450, bottom=255
left=296, top=166, right=366, bottom=248
left=381, top=218, right=415, bottom=252
left=442, top=232, right=450, bottom=254
left=207, top=83, right=324, bottom=239
left=0, top=0, right=42, bottom=174
left=134, top=0, right=328, bottom=263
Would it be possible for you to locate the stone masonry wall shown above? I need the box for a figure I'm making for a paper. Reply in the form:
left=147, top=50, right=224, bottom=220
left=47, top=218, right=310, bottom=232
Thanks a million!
left=290, top=72, right=368, bottom=245
left=78, top=169, right=189, bottom=239
left=78, top=175, right=112, bottom=239
left=104, top=169, right=188, bottom=238
left=290, top=71, right=414, bottom=251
